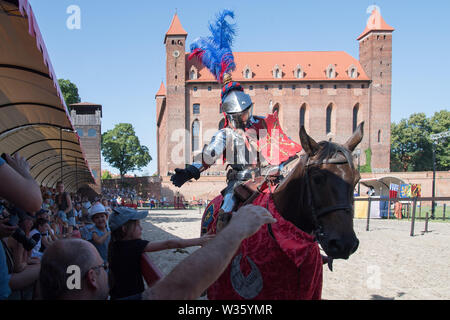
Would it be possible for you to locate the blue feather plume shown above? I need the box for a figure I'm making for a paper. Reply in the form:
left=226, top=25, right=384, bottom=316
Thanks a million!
left=189, top=10, right=237, bottom=83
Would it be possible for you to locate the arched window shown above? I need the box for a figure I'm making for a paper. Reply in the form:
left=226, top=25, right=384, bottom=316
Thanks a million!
left=189, top=66, right=198, bottom=80
left=192, top=120, right=200, bottom=152
left=76, top=128, right=84, bottom=137
left=353, top=104, right=359, bottom=132
left=295, top=65, right=303, bottom=79
left=88, top=129, right=96, bottom=137
left=350, top=68, right=356, bottom=79
left=378, top=130, right=381, bottom=143
left=275, top=69, right=280, bottom=79
left=326, top=65, right=336, bottom=79
left=300, top=104, right=306, bottom=128
left=326, top=104, right=332, bottom=134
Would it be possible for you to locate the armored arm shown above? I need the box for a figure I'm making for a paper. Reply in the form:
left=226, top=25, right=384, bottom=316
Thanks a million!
left=171, top=129, right=228, bottom=187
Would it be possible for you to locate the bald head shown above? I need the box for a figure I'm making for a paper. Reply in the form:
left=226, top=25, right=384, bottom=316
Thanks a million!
left=39, top=239, right=104, bottom=300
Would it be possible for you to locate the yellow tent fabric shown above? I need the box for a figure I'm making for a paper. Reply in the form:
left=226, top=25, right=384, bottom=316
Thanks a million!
left=0, top=0, right=94, bottom=191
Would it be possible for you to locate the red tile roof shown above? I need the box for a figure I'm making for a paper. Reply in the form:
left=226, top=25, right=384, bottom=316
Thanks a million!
left=357, top=9, right=394, bottom=40
left=187, top=51, right=370, bottom=82
left=164, top=13, right=187, bottom=43
left=155, top=81, right=166, bottom=97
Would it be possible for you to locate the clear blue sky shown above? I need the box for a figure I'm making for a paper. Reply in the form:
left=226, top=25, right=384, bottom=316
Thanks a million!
left=28, top=0, right=450, bottom=176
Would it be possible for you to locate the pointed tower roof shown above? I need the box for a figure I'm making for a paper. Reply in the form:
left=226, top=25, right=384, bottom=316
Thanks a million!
left=164, top=13, right=188, bottom=43
left=357, top=9, right=394, bottom=40
left=155, top=81, right=166, bottom=98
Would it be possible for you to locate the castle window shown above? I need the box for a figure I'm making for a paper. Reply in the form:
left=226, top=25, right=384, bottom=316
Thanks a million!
left=292, top=85, right=296, bottom=90
left=353, top=104, right=359, bottom=132
left=295, top=65, right=303, bottom=79
left=320, top=84, right=324, bottom=90
left=265, top=85, right=269, bottom=91
left=380, top=72, right=383, bottom=77
left=333, top=85, right=337, bottom=90
left=208, top=86, right=211, bottom=91
left=349, top=67, right=357, bottom=79
left=193, top=104, right=200, bottom=114
left=249, top=85, right=254, bottom=90
left=378, top=130, right=382, bottom=143
left=326, top=65, right=336, bottom=79
left=192, top=120, right=200, bottom=152
left=347, top=84, right=352, bottom=89
left=76, top=129, right=84, bottom=137
left=273, top=65, right=282, bottom=79
left=278, top=85, right=283, bottom=90
left=361, top=84, right=365, bottom=89
left=300, top=104, right=306, bottom=128
left=189, top=66, right=198, bottom=80
left=193, top=87, right=198, bottom=92
left=307, top=85, right=311, bottom=90
left=326, top=104, right=333, bottom=134
left=88, top=129, right=96, bottom=137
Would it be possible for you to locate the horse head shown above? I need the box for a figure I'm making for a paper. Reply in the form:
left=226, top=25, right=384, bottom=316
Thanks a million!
left=273, top=123, right=364, bottom=260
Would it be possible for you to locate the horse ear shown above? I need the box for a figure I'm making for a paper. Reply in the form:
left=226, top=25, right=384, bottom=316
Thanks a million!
left=344, top=122, right=364, bottom=152
left=299, top=126, right=319, bottom=155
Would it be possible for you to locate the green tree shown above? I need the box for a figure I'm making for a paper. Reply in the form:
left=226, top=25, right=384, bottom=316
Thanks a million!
left=101, top=170, right=113, bottom=180
left=58, top=79, right=81, bottom=106
left=391, top=111, right=449, bottom=172
left=429, top=110, right=450, bottom=171
left=101, top=123, right=152, bottom=179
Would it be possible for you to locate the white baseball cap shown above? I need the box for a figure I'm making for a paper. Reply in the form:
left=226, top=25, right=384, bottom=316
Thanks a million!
left=88, top=203, right=108, bottom=218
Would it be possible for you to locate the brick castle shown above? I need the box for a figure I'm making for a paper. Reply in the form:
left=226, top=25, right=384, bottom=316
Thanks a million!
left=156, top=9, right=394, bottom=201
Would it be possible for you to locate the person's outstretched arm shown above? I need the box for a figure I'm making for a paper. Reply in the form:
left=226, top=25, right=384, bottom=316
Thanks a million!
left=0, top=154, right=42, bottom=213
left=144, top=234, right=215, bottom=252
left=143, top=204, right=276, bottom=300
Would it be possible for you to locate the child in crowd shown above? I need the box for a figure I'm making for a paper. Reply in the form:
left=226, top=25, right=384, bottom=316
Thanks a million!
left=88, top=203, right=111, bottom=263
left=107, top=207, right=214, bottom=300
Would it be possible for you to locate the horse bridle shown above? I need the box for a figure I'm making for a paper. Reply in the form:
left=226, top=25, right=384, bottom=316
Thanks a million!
left=302, top=153, right=355, bottom=241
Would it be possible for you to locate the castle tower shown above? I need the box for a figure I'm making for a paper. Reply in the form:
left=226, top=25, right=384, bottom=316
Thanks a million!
left=69, top=102, right=102, bottom=192
left=164, top=13, right=188, bottom=173
left=358, top=9, right=394, bottom=173
left=155, top=81, right=166, bottom=176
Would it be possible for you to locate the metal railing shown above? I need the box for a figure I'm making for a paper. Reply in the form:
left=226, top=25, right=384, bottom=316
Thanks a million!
left=355, top=197, right=450, bottom=236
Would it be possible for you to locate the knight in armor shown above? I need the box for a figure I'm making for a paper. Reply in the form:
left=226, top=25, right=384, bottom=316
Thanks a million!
left=170, top=11, right=302, bottom=228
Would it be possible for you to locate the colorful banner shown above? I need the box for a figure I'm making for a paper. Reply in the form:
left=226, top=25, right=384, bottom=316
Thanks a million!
left=400, top=184, right=411, bottom=198
left=411, top=184, right=421, bottom=197
left=389, top=183, right=399, bottom=199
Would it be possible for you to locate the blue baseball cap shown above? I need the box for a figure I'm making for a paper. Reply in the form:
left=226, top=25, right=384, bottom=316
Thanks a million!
left=109, top=207, right=148, bottom=232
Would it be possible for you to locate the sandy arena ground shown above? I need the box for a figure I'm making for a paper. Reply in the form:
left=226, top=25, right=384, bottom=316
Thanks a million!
left=141, top=208, right=450, bottom=300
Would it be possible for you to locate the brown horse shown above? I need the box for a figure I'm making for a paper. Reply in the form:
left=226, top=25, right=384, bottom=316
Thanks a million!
left=201, top=123, right=364, bottom=299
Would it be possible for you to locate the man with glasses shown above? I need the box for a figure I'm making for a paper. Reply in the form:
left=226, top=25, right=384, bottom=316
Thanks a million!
left=38, top=204, right=276, bottom=300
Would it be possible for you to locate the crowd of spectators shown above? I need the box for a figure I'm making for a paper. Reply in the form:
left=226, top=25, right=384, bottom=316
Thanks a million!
left=0, top=153, right=276, bottom=300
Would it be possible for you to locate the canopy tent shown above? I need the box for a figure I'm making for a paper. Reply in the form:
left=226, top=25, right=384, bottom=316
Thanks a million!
left=359, top=176, right=406, bottom=197
left=0, top=0, right=95, bottom=192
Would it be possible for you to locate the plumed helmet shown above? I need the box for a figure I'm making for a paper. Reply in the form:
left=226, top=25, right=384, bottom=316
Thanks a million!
left=221, top=77, right=253, bottom=114
left=222, top=90, right=252, bottom=114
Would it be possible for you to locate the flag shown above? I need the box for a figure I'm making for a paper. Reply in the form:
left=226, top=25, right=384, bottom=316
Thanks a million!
left=389, top=183, right=399, bottom=199
left=400, top=184, right=411, bottom=198
left=411, top=184, right=421, bottom=197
